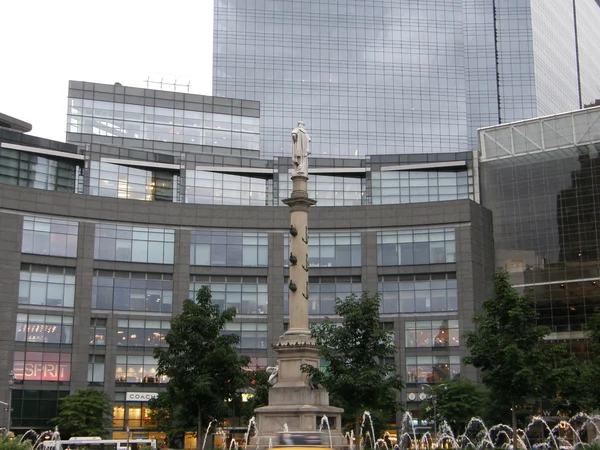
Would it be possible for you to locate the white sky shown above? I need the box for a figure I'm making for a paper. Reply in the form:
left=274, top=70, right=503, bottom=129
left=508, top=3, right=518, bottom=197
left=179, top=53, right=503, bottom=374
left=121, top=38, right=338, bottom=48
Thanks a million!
left=0, top=0, right=214, bottom=142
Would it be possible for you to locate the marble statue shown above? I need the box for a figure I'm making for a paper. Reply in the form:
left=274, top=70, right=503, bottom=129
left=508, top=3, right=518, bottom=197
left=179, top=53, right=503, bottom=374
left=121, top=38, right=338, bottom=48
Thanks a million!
left=266, top=365, right=279, bottom=386
left=291, top=121, right=311, bottom=176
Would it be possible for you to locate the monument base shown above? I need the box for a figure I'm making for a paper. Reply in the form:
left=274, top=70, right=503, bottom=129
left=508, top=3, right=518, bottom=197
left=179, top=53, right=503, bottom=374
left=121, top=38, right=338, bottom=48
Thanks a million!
left=253, top=341, right=345, bottom=448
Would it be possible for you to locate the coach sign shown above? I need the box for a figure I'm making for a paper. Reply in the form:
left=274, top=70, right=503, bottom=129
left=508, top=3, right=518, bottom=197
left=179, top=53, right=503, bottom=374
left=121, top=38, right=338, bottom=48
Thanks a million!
left=126, top=392, right=159, bottom=402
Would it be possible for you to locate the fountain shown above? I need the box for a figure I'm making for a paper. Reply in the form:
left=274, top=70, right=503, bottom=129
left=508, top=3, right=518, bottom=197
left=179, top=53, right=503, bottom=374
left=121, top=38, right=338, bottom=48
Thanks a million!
left=202, top=419, right=218, bottom=450
left=244, top=417, right=258, bottom=449
left=319, top=416, right=333, bottom=449
left=387, top=412, right=600, bottom=450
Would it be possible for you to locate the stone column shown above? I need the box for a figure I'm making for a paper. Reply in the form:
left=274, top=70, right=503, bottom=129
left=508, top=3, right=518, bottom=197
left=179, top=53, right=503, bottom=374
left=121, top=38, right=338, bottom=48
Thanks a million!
left=253, top=127, right=344, bottom=448
left=282, top=175, right=315, bottom=338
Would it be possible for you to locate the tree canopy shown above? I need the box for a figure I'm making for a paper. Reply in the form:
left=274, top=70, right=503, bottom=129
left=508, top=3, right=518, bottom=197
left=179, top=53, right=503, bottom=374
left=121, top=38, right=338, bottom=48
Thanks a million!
left=50, top=389, right=111, bottom=439
left=464, top=269, right=550, bottom=440
left=0, top=435, right=31, bottom=450
left=301, top=292, right=404, bottom=437
left=151, top=286, right=250, bottom=450
left=421, top=378, right=487, bottom=435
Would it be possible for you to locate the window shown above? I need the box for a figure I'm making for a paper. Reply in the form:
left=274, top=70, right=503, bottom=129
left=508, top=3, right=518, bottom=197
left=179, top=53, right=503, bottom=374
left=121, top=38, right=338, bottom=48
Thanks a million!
left=90, top=318, right=107, bottom=346
left=0, top=147, right=81, bottom=193
left=248, top=358, right=268, bottom=370
left=115, top=355, right=167, bottom=384
left=379, top=273, right=458, bottom=313
left=112, top=396, right=157, bottom=430
left=278, top=174, right=365, bottom=206
left=117, top=319, right=170, bottom=347
left=191, top=231, right=268, bottom=266
left=223, top=322, right=268, bottom=349
left=92, top=271, right=173, bottom=313
left=13, top=351, right=71, bottom=382
left=371, top=170, right=470, bottom=205
left=88, top=355, right=105, bottom=384
left=18, top=265, right=76, bottom=308
left=377, top=228, right=456, bottom=266
left=405, top=320, right=459, bottom=347
left=190, top=276, right=267, bottom=315
left=22, top=216, right=79, bottom=257
left=11, top=390, right=69, bottom=427
left=15, top=314, right=73, bottom=344
left=185, top=170, right=269, bottom=206
left=69, top=99, right=259, bottom=151
left=284, top=232, right=361, bottom=267
left=405, top=356, right=460, bottom=384
left=94, top=224, right=175, bottom=264
left=284, top=276, right=361, bottom=315
left=89, top=161, right=180, bottom=202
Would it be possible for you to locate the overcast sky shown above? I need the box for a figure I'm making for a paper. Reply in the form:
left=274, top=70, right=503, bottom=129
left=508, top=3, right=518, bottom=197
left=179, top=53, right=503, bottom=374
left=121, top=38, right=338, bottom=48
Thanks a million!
left=0, top=0, right=214, bottom=142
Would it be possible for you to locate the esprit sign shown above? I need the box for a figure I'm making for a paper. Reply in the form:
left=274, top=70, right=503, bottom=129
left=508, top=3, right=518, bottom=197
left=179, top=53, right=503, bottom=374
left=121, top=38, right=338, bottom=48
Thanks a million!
left=13, top=362, right=70, bottom=382
left=126, top=392, right=159, bottom=402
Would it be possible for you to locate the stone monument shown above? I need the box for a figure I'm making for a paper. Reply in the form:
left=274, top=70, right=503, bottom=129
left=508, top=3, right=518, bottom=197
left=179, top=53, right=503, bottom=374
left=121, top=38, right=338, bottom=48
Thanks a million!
left=253, top=122, right=344, bottom=446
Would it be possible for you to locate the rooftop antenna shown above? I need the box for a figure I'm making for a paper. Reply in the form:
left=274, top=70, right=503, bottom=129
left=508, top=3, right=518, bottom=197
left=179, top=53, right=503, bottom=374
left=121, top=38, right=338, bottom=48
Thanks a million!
left=143, top=77, right=191, bottom=93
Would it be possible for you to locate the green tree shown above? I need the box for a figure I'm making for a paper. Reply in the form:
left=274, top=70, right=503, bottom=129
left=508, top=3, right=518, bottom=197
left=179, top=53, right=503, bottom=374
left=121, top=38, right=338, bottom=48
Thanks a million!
left=0, top=435, right=31, bottom=450
left=50, top=389, right=111, bottom=439
left=464, top=269, right=550, bottom=444
left=301, top=292, right=404, bottom=439
left=152, top=286, right=250, bottom=450
left=541, top=343, right=594, bottom=416
left=240, top=370, right=270, bottom=421
left=545, top=310, right=600, bottom=415
left=421, top=378, right=487, bottom=436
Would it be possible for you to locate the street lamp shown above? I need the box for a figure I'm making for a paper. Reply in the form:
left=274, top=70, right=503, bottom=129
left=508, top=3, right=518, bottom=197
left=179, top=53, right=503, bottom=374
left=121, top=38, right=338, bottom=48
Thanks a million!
left=7, top=371, right=14, bottom=435
left=421, top=384, right=438, bottom=437
left=0, top=401, right=8, bottom=435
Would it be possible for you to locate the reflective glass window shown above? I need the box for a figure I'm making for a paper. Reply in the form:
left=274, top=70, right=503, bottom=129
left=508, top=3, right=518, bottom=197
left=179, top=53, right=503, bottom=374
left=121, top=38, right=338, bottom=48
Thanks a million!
left=223, top=322, right=268, bottom=349
left=13, top=351, right=72, bottom=382
left=191, top=231, right=268, bottom=266
left=15, top=314, right=73, bottom=344
left=284, top=232, right=361, bottom=267
left=92, top=271, right=173, bottom=313
left=68, top=99, right=259, bottom=151
left=18, top=266, right=76, bottom=308
left=371, top=170, right=471, bottom=205
left=88, top=355, right=105, bottom=384
left=377, top=228, right=456, bottom=266
left=185, top=170, right=269, bottom=206
left=404, top=320, right=459, bottom=348
left=22, top=216, right=79, bottom=258
left=11, top=390, right=69, bottom=427
left=189, top=276, right=268, bottom=315
left=0, top=147, right=81, bottom=193
left=90, top=318, right=107, bottom=346
left=278, top=174, right=364, bottom=206
left=405, top=355, right=461, bottom=384
left=115, top=355, right=167, bottom=384
left=117, top=319, right=170, bottom=348
left=283, top=276, right=361, bottom=315
left=379, top=273, right=458, bottom=313
left=94, top=224, right=175, bottom=264
left=88, top=161, right=180, bottom=202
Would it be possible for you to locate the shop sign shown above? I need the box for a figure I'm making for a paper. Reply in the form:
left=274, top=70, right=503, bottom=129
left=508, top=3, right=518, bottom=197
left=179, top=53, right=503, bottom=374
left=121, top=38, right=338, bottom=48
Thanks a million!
left=126, top=392, right=159, bottom=402
left=13, top=361, right=70, bottom=382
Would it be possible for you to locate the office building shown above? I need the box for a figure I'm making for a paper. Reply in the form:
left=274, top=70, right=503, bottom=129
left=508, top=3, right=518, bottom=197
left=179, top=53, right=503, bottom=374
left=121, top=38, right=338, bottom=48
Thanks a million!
left=480, top=105, right=600, bottom=356
left=0, top=81, right=493, bottom=437
left=213, top=0, right=600, bottom=159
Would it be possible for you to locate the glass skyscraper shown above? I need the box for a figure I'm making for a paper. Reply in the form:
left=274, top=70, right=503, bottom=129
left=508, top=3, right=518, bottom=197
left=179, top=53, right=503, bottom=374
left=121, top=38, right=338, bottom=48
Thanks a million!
left=213, top=0, right=600, bottom=159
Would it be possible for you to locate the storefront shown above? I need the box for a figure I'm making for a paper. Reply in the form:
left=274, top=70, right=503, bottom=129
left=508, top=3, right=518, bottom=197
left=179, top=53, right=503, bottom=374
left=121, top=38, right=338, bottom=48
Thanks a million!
left=112, top=392, right=166, bottom=442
